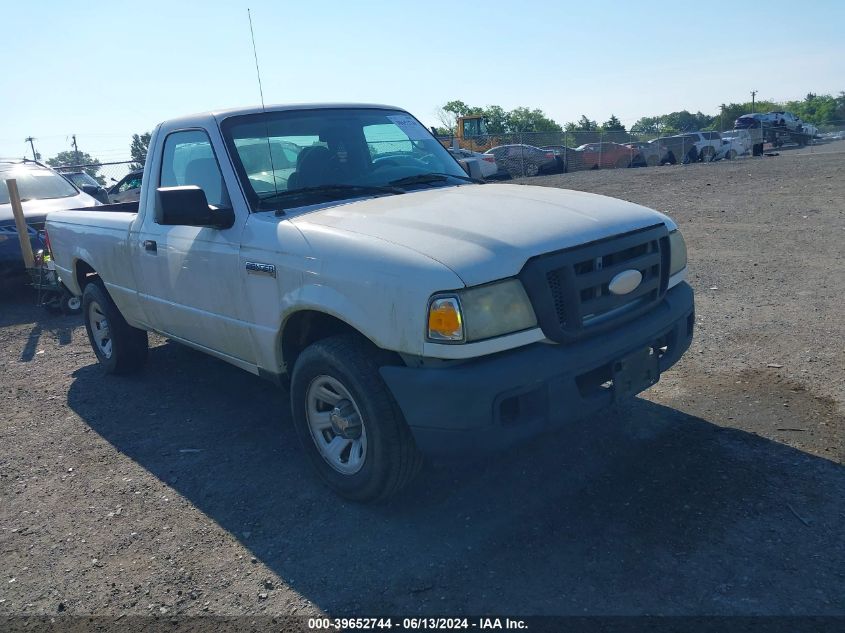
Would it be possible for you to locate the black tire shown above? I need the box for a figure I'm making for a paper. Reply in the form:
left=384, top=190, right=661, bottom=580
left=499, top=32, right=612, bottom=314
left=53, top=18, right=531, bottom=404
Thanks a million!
left=700, top=146, right=715, bottom=162
left=59, top=287, right=82, bottom=315
left=290, top=334, right=422, bottom=502
left=726, top=150, right=737, bottom=160
left=82, top=281, right=148, bottom=375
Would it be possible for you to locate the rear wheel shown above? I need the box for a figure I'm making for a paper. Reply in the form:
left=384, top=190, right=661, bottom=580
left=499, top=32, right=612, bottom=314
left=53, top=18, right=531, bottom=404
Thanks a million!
left=699, top=146, right=715, bottom=162
left=524, top=163, right=539, bottom=177
left=82, top=282, right=148, bottom=374
left=726, top=149, right=737, bottom=160
left=290, top=334, right=422, bottom=502
left=60, top=287, right=82, bottom=315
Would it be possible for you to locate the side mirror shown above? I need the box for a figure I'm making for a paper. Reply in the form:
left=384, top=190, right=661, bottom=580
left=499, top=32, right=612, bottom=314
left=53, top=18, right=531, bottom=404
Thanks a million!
left=155, top=186, right=234, bottom=229
left=80, top=183, right=102, bottom=196
left=458, top=158, right=484, bottom=180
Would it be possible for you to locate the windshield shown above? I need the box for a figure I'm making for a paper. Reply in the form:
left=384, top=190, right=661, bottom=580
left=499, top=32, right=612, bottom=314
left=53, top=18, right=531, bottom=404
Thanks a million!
left=65, top=172, right=101, bottom=188
left=222, top=108, right=469, bottom=210
left=0, top=165, right=79, bottom=205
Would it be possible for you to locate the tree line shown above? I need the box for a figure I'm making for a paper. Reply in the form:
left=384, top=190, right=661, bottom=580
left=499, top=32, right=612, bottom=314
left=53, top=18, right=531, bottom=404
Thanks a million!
left=435, top=92, right=845, bottom=137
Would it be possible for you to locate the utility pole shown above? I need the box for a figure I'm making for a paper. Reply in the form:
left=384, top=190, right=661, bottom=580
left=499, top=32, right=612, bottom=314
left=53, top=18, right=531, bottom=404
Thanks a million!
left=71, top=134, right=81, bottom=164
left=719, top=104, right=726, bottom=131
left=751, top=90, right=758, bottom=113
left=25, top=136, right=37, bottom=160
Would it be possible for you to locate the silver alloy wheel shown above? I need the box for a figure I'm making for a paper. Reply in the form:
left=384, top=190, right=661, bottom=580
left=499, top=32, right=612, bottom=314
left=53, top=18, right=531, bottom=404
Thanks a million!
left=87, top=300, right=113, bottom=359
left=305, top=375, right=367, bottom=475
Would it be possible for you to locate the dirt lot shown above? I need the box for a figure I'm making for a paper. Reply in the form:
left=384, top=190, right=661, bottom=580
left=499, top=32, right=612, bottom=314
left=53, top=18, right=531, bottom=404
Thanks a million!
left=1, top=143, right=844, bottom=621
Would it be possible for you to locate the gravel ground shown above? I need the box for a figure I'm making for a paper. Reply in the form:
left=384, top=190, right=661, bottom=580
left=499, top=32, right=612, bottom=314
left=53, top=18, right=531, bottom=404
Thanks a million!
left=1, top=143, right=844, bottom=622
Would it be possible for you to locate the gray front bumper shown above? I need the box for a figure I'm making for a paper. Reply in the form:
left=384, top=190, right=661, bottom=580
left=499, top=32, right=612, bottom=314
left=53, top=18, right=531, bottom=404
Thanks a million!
left=380, top=282, right=694, bottom=456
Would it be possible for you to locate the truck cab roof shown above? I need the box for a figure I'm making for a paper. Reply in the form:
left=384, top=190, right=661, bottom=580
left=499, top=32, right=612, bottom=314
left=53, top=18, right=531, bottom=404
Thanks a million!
left=163, top=103, right=406, bottom=130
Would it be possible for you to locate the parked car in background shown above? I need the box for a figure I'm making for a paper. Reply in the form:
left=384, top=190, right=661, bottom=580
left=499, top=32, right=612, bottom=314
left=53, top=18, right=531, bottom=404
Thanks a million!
left=685, top=131, right=722, bottom=162
left=573, top=142, right=639, bottom=169
left=800, top=122, right=818, bottom=141
left=448, top=147, right=498, bottom=179
left=767, top=111, right=803, bottom=132
left=714, top=130, right=752, bottom=160
left=484, top=144, right=559, bottom=178
left=539, top=146, right=583, bottom=173
left=623, top=141, right=664, bottom=167
left=649, top=135, right=699, bottom=165
left=734, top=114, right=764, bottom=130
left=107, top=169, right=143, bottom=203
left=0, top=160, right=99, bottom=281
left=61, top=171, right=110, bottom=203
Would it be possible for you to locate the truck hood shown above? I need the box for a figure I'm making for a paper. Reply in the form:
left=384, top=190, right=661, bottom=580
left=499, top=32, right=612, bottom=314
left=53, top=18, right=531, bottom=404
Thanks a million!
left=291, top=183, right=674, bottom=286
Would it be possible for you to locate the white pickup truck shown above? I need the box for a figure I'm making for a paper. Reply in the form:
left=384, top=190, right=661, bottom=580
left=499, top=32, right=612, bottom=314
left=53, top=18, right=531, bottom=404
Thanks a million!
left=46, top=104, right=694, bottom=501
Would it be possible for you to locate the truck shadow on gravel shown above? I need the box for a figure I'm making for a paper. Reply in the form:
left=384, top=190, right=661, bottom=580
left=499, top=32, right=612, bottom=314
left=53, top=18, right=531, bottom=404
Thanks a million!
left=66, top=341, right=845, bottom=615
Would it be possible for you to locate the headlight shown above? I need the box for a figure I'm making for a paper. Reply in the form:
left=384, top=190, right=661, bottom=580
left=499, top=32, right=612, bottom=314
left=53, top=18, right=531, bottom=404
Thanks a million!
left=669, top=230, right=688, bottom=277
left=427, top=279, right=537, bottom=344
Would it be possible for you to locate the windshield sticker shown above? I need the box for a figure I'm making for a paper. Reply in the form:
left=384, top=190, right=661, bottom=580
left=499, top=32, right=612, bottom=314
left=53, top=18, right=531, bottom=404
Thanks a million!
left=386, top=114, right=429, bottom=140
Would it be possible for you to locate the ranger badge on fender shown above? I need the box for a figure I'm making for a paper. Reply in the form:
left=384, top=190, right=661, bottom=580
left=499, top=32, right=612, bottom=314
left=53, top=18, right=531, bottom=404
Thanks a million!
left=245, top=261, right=276, bottom=277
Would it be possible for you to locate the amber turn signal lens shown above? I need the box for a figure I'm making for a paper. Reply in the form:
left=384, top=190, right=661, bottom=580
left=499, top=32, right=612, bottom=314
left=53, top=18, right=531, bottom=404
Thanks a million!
left=427, top=297, right=463, bottom=341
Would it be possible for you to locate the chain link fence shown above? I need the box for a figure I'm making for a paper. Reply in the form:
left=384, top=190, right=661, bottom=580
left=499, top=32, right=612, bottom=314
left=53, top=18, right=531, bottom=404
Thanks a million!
left=51, top=160, right=139, bottom=189
left=436, top=119, right=845, bottom=179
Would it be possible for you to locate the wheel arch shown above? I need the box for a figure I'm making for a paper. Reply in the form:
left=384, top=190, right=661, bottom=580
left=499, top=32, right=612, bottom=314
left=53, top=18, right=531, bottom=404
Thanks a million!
left=279, top=309, right=400, bottom=374
left=74, top=259, right=100, bottom=294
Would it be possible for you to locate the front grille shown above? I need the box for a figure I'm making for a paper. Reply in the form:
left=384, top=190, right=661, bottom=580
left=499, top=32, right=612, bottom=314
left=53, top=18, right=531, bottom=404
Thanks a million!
left=519, top=225, right=670, bottom=343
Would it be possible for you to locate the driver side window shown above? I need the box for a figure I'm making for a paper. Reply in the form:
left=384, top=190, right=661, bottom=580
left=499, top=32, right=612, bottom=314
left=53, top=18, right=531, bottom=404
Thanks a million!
left=160, top=130, right=230, bottom=207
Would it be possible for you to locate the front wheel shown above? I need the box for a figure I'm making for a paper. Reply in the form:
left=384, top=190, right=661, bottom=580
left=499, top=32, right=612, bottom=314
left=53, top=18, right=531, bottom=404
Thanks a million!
left=290, top=335, right=422, bottom=502
left=82, top=282, right=148, bottom=374
left=523, top=163, right=539, bottom=177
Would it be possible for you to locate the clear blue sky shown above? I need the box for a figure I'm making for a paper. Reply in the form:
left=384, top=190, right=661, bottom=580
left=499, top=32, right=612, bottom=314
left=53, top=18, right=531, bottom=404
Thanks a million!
left=2, top=0, right=843, bottom=162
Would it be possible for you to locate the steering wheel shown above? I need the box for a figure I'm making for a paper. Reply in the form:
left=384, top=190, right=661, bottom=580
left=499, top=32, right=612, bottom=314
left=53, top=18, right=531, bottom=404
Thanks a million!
left=371, top=156, right=431, bottom=171
left=416, top=153, right=438, bottom=169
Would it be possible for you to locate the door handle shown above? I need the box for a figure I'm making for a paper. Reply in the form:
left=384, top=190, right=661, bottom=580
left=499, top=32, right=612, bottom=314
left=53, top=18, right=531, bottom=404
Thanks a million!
left=143, top=240, right=157, bottom=253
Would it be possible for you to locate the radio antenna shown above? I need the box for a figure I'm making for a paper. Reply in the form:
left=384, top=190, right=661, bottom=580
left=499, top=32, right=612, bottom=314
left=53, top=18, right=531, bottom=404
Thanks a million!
left=247, top=8, right=280, bottom=201
left=248, top=8, right=266, bottom=110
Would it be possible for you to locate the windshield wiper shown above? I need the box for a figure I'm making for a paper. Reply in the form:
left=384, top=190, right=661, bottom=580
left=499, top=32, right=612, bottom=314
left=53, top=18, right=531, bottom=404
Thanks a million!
left=257, top=184, right=405, bottom=214
left=389, top=172, right=482, bottom=188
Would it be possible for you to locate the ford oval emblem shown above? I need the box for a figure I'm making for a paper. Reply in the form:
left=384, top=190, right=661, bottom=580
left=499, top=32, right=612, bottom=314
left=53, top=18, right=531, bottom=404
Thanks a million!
left=608, top=269, right=643, bottom=295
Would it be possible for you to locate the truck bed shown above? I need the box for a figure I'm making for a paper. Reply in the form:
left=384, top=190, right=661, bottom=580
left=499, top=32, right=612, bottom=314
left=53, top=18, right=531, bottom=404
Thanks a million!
left=71, top=201, right=139, bottom=213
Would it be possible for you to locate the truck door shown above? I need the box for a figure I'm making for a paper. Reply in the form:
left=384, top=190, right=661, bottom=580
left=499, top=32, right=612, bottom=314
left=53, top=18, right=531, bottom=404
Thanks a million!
left=134, top=128, right=256, bottom=364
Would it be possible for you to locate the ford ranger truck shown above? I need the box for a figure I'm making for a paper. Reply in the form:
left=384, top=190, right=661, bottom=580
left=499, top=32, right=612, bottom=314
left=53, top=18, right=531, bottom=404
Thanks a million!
left=46, top=104, right=694, bottom=502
